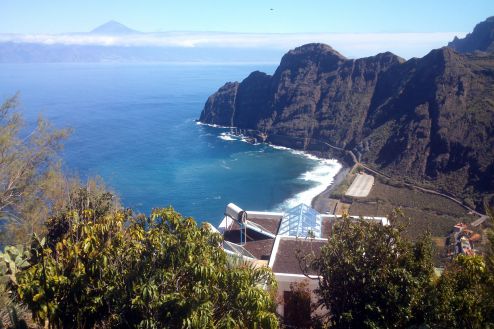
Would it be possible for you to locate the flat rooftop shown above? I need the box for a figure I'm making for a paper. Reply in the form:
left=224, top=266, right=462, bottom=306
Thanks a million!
left=220, top=203, right=388, bottom=275
left=271, top=238, right=325, bottom=275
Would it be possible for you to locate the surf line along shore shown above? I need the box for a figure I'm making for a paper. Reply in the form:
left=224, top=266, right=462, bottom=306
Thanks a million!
left=266, top=144, right=350, bottom=214
left=196, top=122, right=350, bottom=214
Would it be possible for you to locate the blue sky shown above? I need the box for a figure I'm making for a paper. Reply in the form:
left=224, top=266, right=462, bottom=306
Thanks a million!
left=0, top=1, right=493, bottom=59
left=1, top=0, right=492, bottom=34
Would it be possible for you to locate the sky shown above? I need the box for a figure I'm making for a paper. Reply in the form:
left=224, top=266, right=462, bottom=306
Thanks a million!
left=1, top=0, right=493, bottom=58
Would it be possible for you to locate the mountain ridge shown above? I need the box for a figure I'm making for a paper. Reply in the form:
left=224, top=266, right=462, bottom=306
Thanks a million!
left=448, top=16, right=494, bottom=53
left=199, top=18, right=494, bottom=209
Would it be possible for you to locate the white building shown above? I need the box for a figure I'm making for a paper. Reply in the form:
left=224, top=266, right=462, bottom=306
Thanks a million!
left=217, top=203, right=388, bottom=320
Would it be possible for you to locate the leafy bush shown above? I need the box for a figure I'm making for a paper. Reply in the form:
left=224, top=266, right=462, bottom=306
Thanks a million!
left=308, top=213, right=434, bottom=328
left=4, top=208, right=278, bottom=329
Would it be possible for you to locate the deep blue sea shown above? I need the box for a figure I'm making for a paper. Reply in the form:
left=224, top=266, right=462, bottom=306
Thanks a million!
left=0, top=63, right=340, bottom=224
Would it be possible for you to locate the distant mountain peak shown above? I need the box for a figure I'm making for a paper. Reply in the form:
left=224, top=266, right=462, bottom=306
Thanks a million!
left=90, top=20, right=139, bottom=35
left=276, top=43, right=347, bottom=72
left=290, top=43, right=347, bottom=60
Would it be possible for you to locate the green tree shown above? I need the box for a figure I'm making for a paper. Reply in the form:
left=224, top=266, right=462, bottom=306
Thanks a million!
left=308, top=213, right=434, bottom=329
left=0, top=95, right=119, bottom=325
left=0, top=95, right=70, bottom=245
left=6, top=207, right=278, bottom=328
left=429, top=255, right=493, bottom=329
left=428, top=208, right=494, bottom=328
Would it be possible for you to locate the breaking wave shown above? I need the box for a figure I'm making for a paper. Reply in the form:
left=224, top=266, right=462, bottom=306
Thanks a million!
left=275, top=158, right=341, bottom=211
left=212, top=129, right=343, bottom=212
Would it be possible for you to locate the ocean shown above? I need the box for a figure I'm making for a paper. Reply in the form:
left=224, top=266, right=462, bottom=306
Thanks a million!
left=0, top=63, right=341, bottom=225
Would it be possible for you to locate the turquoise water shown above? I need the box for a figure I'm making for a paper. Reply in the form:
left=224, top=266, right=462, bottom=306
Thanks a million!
left=0, top=63, right=340, bottom=224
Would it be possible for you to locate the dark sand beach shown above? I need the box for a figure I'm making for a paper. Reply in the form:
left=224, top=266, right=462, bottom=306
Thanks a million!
left=311, top=166, right=350, bottom=213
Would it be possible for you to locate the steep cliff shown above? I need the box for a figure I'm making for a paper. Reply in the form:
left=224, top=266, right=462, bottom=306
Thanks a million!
left=448, top=16, right=494, bottom=53
left=200, top=82, right=239, bottom=126
left=360, top=47, right=494, bottom=200
left=199, top=20, right=494, bottom=207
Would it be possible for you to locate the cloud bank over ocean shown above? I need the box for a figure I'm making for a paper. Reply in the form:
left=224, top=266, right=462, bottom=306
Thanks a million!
left=0, top=31, right=466, bottom=59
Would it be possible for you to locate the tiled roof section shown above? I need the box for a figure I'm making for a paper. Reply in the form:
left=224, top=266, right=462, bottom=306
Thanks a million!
left=272, top=238, right=326, bottom=275
left=223, top=226, right=275, bottom=260
left=247, top=216, right=282, bottom=235
left=244, top=239, right=276, bottom=261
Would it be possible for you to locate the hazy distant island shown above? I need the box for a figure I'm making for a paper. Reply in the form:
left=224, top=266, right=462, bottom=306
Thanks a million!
left=0, top=21, right=285, bottom=63
left=199, top=17, right=494, bottom=221
left=0, top=19, right=469, bottom=63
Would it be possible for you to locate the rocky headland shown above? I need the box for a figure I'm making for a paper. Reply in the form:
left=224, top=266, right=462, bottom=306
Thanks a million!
left=199, top=17, right=494, bottom=211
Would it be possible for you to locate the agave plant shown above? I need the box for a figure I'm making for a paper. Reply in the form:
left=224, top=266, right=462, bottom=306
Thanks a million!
left=0, top=245, right=30, bottom=285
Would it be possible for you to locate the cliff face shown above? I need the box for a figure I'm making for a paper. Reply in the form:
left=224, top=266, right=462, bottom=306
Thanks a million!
left=266, top=45, right=404, bottom=150
left=360, top=47, right=494, bottom=198
left=200, top=82, right=239, bottom=126
left=199, top=20, right=494, bottom=206
left=448, top=16, right=494, bottom=53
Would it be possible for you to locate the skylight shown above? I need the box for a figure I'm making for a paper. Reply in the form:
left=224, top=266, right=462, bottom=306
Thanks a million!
left=223, top=240, right=255, bottom=259
left=278, top=204, right=322, bottom=238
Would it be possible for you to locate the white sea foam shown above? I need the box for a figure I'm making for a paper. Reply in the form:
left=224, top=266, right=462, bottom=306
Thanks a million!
left=217, top=131, right=253, bottom=144
left=209, top=125, right=343, bottom=212
left=267, top=142, right=328, bottom=162
left=268, top=144, right=291, bottom=151
left=238, top=136, right=250, bottom=143
left=196, top=121, right=233, bottom=129
left=275, top=159, right=342, bottom=211
left=218, top=132, right=236, bottom=141
left=267, top=140, right=343, bottom=211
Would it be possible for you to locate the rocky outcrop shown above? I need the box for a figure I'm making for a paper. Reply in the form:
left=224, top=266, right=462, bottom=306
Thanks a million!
left=200, top=82, right=239, bottom=126
left=199, top=20, right=494, bottom=207
left=449, top=16, right=494, bottom=53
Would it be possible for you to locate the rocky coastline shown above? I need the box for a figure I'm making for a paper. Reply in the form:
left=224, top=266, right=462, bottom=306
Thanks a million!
left=198, top=18, right=494, bottom=210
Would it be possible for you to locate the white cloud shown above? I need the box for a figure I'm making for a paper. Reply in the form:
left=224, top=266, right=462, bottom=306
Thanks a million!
left=0, top=31, right=467, bottom=59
